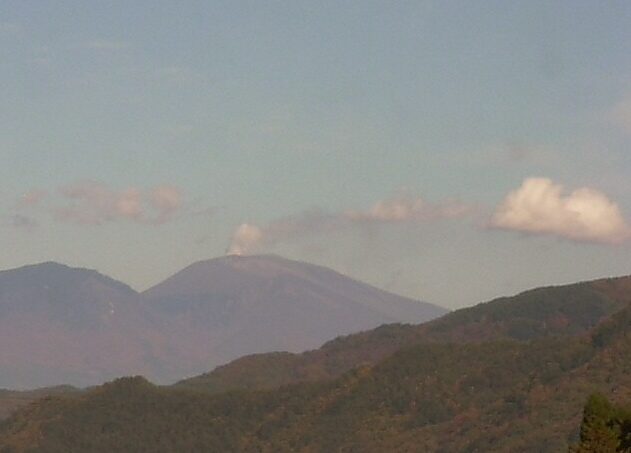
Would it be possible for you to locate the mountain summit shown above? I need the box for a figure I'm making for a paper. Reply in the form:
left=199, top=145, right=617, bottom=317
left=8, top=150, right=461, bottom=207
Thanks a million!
left=0, top=262, right=164, bottom=389
left=0, top=262, right=137, bottom=325
left=141, top=254, right=447, bottom=377
left=144, top=254, right=445, bottom=323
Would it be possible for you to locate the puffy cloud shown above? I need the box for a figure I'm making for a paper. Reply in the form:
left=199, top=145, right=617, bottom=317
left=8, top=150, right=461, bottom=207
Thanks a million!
left=227, top=210, right=342, bottom=255
left=227, top=195, right=473, bottom=255
left=347, top=197, right=426, bottom=222
left=115, top=188, right=143, bottom=219
left=51, top=181, right=183, bottom=226
left=346, top=195, right=471, bottom=223
left=150, top=186, right=182, bottom=223
left=491, top=177, right=630, bottom=244
left=55, top=182, right=134, bottom=225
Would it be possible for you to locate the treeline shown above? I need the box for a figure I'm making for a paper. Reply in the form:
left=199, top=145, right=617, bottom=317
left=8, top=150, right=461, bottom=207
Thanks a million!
left=0, top=327, right=626, bottom=452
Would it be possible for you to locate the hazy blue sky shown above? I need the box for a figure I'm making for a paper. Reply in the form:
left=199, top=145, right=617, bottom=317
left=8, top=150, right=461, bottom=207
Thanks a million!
left=2, top=1, right=631, bottom=308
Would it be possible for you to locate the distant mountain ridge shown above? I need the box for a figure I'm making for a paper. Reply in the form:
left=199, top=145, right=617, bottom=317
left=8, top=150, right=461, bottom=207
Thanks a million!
left=0, top=262, right=169, bottom=389
left=0, top=262, right=137, bottom=321
left=0, top=255, right=446, bottom=389
left=2, top=274, right=631, bottom=451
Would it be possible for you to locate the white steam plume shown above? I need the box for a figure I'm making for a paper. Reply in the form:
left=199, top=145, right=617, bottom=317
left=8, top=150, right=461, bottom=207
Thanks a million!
left=227, top=223, right=264, bottom=255
left=227, top=195, right=472, bottom=255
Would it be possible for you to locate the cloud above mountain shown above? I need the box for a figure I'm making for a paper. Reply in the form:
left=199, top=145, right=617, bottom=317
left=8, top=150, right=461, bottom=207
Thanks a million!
left=228, top=180, right=631, bottom=255
left=12, top=182, right=183, bottom=227
left=345, top=196, right=471, bottom=223
left=55, top=182, right=182, bottom=225
left=228, top=194, right=473, bottom=255
left=490, top=177, right=630, bottom=244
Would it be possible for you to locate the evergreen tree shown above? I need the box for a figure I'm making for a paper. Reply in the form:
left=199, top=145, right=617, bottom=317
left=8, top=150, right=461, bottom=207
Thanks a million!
left=572, top=394, right=630, bottom=453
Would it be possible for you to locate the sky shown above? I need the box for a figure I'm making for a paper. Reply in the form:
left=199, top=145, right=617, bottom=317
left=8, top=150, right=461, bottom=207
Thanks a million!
left=2, top=1, right=631, bottom=309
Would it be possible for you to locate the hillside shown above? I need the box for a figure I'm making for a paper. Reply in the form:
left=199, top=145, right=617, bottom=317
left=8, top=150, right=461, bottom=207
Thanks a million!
left=0, top=386, right=78, bottom=421
left=2, top=301, right=630, bottom=451
left=140, top=254, right=446, bottom=377
left=177, top=275, right=631, bottom=394
left=1, top=275, right=630, bottom=452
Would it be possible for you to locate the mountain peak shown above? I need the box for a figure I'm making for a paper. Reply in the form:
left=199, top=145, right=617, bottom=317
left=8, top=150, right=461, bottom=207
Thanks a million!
left=11, top=261, right=71, bottom=272
left=141, top=254, right=446, bottom=380
left=200, top=253, right=291, bottom=268
left=156, top=254, right=320, bottom=288
left=0, top=262, right=137, bottom=296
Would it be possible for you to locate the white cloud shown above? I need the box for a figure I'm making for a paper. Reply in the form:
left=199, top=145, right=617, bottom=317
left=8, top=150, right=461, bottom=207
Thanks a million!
left=7, top=182, right=185, bottom=228
left=115, top=188, right=143, bottom=219
left=491, top=177, right=630, bottom=244
left=346, top=195, right=471, bottom=223
left=149, top=185, right=182, bottom=224
left=227, top=194, right=473, bottom=255
left=49, top=181, right=183, bottom=226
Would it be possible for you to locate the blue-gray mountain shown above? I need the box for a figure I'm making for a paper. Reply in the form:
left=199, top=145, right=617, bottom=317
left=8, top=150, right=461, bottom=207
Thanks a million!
left=0, top=255, right=446, bottom=389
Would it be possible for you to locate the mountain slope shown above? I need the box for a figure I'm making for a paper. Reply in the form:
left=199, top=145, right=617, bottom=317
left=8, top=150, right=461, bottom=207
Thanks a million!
left=141, top=254, right=447, bottom=376
left=0, top=386, right=79, bottom=421
left=0, top=256, right=446, bottom=389
left=0, top=262, right=136, bottom=325
left=2, top=281, right=631, bottom=452
left=177, top=275, right=631, bottom=393
left=0, top=263, right=171, bottom=389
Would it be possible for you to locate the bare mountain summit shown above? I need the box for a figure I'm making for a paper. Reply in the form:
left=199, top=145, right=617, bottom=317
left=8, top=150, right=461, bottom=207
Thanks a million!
left=141, top=254, right=447, bottom=378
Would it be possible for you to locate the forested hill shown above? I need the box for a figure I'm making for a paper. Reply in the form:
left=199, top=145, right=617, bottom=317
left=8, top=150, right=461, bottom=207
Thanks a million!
left=176, top=275, right=631, bottom=394
left=0, top=386, right=78, bottom=421
left=1, top=276, right=631, bottom=452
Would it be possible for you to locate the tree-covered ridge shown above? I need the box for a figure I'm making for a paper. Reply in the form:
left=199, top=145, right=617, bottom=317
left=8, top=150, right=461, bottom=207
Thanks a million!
left=2, top=299, right=631, bottom=452
left=571, top=394, right=631, bottom=452
left=177, top=276, right=631, bottom=394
